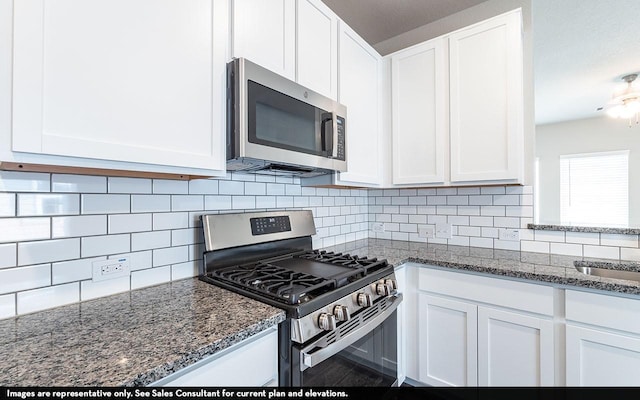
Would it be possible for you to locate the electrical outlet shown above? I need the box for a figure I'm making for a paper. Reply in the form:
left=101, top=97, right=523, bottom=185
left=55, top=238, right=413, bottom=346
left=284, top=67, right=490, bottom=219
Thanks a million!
left=418, top=225, right=435, bottom=239
left=372, top=222, right=385, bottom=233
left=499, top=228, right=520, bottom=241
left=435, top=223, right=452, bottom=239
left=92, top=258, right=130, bottom=282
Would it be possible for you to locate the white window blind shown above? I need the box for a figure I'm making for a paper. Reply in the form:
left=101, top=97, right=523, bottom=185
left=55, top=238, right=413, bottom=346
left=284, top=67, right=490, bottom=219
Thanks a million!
left=560, top=151, right=629, bottom=227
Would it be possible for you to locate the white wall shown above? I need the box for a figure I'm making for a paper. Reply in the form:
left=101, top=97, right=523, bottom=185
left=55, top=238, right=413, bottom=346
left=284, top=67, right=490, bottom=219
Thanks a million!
left=536, top=116, right=640, bottom=226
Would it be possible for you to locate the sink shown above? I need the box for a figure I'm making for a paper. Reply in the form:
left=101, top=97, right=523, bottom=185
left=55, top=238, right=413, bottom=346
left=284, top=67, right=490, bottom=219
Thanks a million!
left=574, top=261, right=640, bottom=282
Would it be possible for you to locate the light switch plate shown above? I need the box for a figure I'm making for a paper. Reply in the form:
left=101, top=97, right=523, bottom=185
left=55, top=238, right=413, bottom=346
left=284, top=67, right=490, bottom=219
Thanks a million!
left=372, top=222, right=385, bottom=233
left=418, top=225, right=435, bottom=239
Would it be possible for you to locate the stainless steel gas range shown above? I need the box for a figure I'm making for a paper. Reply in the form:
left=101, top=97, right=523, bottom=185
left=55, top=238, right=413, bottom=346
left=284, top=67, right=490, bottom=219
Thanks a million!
left=199, top=210, right=402, bottom=386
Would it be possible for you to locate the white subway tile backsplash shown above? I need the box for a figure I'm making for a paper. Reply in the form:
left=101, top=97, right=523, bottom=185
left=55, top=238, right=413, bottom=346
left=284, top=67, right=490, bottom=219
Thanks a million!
left=81, top=234, right=130, bottom=257
left=233, top=196, right=256, bottom=209
left=255, top=196, right=276, bottom=209
left=469, top=237, right=493, bottom=248
left=53, top=174, right=106, bottom=193
left=480, top=206, right=505, bottom=217
left=427, top=196, right=447, bottom=205
left=80, top=276, right=130, bottom=301
left=480, top=187, right=505, bottom=195
left=277, top=196, right=294, bottom=208
left=534, top=230, right=565, bottom=243
left=493, top=217, right=520, bottom=228
left=469, top=195, right=493, bottom=206
left=449, top=236, right=470, bottom=247
left=392, top=214, right=409, bottom=223
left=621, top=247, right=640, bottom=261
left=0, top=193, right=15, bottom=217
left=153, top=179, right=188, bottom=194
left=244, top=182, right=266, bottom=196
left=204, top=195, right=232, bottom=211
left=52, top=215, right=107, bottom=238
left=171, top=228, right=201, bottom=247
left=171, top=261, right=198, bottom=281
left=0, top=264, right=51, bottom=294
left=52, top=257, right=104, bottom=284
left=107, top=177, right=152, bottom=194
left=469, top=216, right=494, bottom=227
left=584, top=245, right=619, bottom=260
left=219, top=180, right=245, bottom=195
left=132, top=230, right=171, bottom=251
left=131, top=266, right=171, bottom=290
left=550, top=242, right=582, bottom=257
left=294, top=197, right=309, bottom=208
left=458, top=226, right=481, bottom=237
left=108, top=214, right=152, bottom=234
left=521, top=240, right=550, bottom=253
left=0, top=243, right=16, bottom=268
left=171, top=195, right=204, bottom=211
left=457, top=187, right=480, bottom=195
left=18, top=238, right=80, bottom=266
left=506, top=206, right=533, bottom=217
left=188, top=179, right=218, bottom=195
left=0, top=171, right=50, bottom=192
left=494, top=239, right=520, bottom=251
left=565, top=232, right=599, bottom=245
left=436, top=188, right=456, bottom=195
left=17, top=283, right=79, bottom=314
left=493, top=195, right=519, bottom=206
left=286, top=184, right=302, bottom=196
left=153, top=246, right=189, bottom=267
left=0, top=294, right=15, bottom=319
left=153, top=212, right=189, bottom=230
left=82, top=194, right=130, bottom=214
left=447, top=196, right=469, bottom=206
left=601, top=234, right=639, bottom=248
left=0, top=217, right=50, bottom=243
left=17, top=194, right=79, bottom=216
left=131, top=195, right=171, bottom=213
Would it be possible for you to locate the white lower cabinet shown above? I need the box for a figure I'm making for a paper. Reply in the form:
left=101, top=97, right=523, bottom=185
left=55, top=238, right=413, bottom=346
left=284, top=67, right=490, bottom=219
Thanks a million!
left=477, top=306, right=554, bottom=386
left=418, top=294, right=477, bottom=386
left=152, top=328, right=278, bottom=387
left=408, top=265, right=555, bottom=387
left=565, top=290, right=640, bottom=386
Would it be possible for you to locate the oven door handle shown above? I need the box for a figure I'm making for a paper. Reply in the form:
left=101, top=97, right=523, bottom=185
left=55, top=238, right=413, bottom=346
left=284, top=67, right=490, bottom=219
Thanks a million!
left=299, top=294, right=402, bottom=371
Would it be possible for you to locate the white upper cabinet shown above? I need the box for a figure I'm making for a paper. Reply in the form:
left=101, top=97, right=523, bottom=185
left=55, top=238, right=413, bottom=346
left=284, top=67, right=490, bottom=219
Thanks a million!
left=391, top=38, right=447, bottom=185
left=449, top=10, right=524, bottom=183
left=10, top=0, right=228, bottom=174
left=296, top=0, right=338, bottom=100
left=232, top=0, right=296, bottom=81
left=388, top=9, right=524, bottom=187
left=335, top=21, right=383, bottom=186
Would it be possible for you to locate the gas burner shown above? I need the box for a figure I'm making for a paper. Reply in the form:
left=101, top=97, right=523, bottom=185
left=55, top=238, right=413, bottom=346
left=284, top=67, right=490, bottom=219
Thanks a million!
left=298, top=250, right=383, bottom=272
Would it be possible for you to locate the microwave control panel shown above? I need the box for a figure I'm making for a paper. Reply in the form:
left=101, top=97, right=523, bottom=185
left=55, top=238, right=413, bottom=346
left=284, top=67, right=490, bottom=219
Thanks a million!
left=336, top=116, right=346, bottom=161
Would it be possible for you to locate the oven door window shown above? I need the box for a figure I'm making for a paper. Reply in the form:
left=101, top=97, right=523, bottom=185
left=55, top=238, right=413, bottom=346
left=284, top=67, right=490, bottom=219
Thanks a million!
left=247, top=80, right=330, bottom=157
left=299, top=311, right=398, bottom=386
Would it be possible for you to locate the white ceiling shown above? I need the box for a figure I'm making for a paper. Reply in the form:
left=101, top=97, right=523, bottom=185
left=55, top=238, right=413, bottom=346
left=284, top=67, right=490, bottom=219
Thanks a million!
left=321, top=0, right=640, bottom=126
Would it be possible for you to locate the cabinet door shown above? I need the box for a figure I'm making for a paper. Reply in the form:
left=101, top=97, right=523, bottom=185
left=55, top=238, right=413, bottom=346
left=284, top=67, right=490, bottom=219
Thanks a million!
left=566, top=324, right=640, bottom=386
left=12, top=0, right=226, bottom=172
left=448, top=10, right=523, bottom=183
left=477, top=306, right=554, bottom=386
left=418, top=293, right=478, bottom=386
left=296, top=0, right=337, bottom=100
left=232, top=0, right=295, bottom=80
left=336, top=21, right=383, bottom=186
left=391, top=38, right=447, bottom=185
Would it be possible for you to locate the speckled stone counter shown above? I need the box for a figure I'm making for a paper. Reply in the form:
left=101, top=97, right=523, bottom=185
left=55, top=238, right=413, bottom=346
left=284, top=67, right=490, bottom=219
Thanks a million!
left=528, top=223, right=640, bottom=235
left=324, top=239, right=640, bottom=296
left=0, top=278, right=285, bottom=387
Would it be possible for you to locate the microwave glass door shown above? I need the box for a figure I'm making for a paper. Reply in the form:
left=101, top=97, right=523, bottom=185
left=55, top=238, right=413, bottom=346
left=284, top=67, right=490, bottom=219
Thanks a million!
left=248, top=80, right=331, bottom=156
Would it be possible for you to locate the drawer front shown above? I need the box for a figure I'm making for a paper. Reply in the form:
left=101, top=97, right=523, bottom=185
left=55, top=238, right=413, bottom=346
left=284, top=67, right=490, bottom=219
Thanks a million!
left=156, top=328, right=278, bottom=387
left=418, top=266, right=554, bottom=316
left=566, top=290, right=640, bottom=335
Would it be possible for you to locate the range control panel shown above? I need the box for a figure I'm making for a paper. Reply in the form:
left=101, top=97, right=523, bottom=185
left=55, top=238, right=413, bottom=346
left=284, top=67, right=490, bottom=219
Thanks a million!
left=250, top=216, right=291, bottom=235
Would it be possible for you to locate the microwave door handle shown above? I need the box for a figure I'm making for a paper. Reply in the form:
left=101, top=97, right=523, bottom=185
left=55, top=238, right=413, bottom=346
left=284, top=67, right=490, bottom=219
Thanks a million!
left=331, top=112, right=339, bottom=159
left=321, top=114, right=333, bottom=156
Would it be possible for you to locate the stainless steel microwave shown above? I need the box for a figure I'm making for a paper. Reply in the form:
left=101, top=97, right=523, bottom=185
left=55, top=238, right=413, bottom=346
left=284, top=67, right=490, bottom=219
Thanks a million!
left=226, top=58, right=347, bottom=177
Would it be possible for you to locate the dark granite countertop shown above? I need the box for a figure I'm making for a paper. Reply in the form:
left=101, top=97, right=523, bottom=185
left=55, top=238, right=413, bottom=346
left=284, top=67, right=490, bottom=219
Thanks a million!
left=0, top=278, right=285, bottom=387
left=324, top=239, right=640, bottom=296
left=528, top=223, right=640, bottom=235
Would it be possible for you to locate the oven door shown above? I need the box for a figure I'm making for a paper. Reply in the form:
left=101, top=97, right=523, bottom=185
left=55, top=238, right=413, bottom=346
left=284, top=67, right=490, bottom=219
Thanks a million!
left=292, top=294, right=402, bottom=387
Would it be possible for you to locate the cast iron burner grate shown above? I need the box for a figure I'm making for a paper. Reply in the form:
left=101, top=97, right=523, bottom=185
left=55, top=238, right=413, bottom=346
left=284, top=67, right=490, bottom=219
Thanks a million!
left=298, top=250, right=385, bottom=272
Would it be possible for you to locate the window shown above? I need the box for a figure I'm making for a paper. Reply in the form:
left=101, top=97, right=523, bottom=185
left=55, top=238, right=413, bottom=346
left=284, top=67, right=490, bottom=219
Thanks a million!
left=560, top=151, right=629, bottom=227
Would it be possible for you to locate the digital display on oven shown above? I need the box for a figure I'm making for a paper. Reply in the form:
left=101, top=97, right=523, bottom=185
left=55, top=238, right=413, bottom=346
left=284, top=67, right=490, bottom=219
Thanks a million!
left=250, top=216, right=291, bottom=235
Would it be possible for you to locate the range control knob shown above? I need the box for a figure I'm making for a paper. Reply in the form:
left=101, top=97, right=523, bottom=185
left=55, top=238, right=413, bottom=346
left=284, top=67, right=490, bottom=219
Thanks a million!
left=357, top=292, right=373, bottom=308
left=384, top=279, right=398, bottom=292
left=333, top=305, right=351, bottom=322
left=318, top=313, right=337, bottom=331
left=376, top=282, right=391, bottom=296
